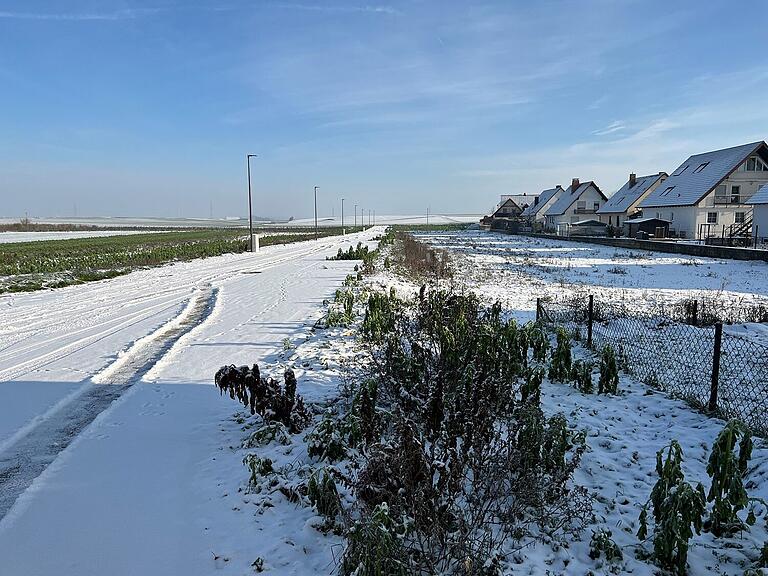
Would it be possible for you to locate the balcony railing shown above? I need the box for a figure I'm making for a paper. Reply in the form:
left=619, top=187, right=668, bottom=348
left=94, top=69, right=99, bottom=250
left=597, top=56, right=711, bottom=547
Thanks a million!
left=713, top=196, right=741, bottom=205
left=573, top=208, right=597, bottom=214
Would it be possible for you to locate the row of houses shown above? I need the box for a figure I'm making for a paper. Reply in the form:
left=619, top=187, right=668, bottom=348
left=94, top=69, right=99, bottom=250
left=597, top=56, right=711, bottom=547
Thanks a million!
left=485, top=141, right=768, bottom=241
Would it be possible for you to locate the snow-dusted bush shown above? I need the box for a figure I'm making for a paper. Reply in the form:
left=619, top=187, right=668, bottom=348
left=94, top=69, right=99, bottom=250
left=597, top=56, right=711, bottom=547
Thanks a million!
left=548, top=327, right=572, bottom=382
left=570, top=359, right=594, bottom=393
left=307, top=468, right=342, bottom=522
left=214, top=365, right=311, bottom=433
left=340, top=503, right=408, bottom=576
left=638, top=441, right=706, bottom=576
left=598, top=344, right=619, bottom=395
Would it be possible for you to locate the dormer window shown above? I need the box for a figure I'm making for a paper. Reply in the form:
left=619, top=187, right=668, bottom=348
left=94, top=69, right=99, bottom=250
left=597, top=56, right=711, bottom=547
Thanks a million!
left=745, top=156, right=768, bottom=171
left=693, top=162, right=709, bottom=173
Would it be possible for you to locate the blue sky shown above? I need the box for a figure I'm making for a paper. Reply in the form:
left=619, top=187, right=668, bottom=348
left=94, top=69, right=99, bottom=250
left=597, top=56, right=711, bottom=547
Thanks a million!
left=1, top=1, right=767, bottom=219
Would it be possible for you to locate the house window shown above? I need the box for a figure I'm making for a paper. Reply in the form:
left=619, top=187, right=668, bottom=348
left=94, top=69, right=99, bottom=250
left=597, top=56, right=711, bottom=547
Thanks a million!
left=731, top=185, right=741, bottom=204
left=670, top=212, right=674, bottom=221
left=735, top=212, right=746, bottom=224
left=707, top=212, right=718, bottom=224
left=660, top=186, right=675, bottom=196
left=714, top=184, right=728, bottom=204
left=747, top=157, right=757, bottom=171
left=656, top=212, right=662, bottom=219
left=609, top=216, right=613, bottom=225
left=694, top=162, right=710, bottom=173
left=576, top=200, right=586, bottom=210
left=593, top=202, right=600, bottom=211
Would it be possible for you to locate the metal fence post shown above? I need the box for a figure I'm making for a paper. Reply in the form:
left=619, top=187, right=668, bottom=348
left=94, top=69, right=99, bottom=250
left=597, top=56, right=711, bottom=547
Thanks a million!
left=691, top=300, right=698, bottom=326
left=536, top=298, right=541, bottom=322
left=708, top=322, right=723, bottom=413
left=587, top=294, right=594, bottom=348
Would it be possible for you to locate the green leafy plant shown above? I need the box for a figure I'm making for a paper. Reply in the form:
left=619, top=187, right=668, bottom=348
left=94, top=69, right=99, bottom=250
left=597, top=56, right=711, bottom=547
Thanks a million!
left=570, top=359, right=594, bottom=393
left=307, top=468, right=342, bottom=521
left=526, top=322, right=549, bottom=363
left=340, top=503, right=409, bottom=576
left=307, top=411, right=361, bottom=462
left=548, top=327, right=572, bottom=382
left=589, top=528, right=622, bottom=562
left=706, top=419, right=761, bottom=536
left=638, top=441, right=706, bottom=576
left=598, top=344, right=619, bottom=394
left=243, top=454, right=274, bottom=487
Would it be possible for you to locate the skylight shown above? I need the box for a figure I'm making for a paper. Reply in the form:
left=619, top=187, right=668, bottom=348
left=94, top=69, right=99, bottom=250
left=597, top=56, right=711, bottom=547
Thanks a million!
left=660, top=186, right=675, bottom=197
left=693, top=162, right=709, bottom=173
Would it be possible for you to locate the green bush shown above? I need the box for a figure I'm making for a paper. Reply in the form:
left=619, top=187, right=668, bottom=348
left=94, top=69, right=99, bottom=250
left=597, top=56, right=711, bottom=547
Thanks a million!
left=570, top=359, right=594, bottom=393
left=340, top=503, right=409, bottom=576
left=598, top=344, right=619, bottom=394
left=548, top=327, right=572, bottom=382
left=307, top=468, right=342, bottom=520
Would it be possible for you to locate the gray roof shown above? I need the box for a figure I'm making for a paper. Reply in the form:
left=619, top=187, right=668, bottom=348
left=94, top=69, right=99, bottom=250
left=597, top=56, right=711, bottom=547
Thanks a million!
left=639, top=141, right=768, bottom=208
left=597, top=173, right=666, bottom=214
left=747, top=184, right=768, bottom=205
left=624, top=217, right=671, bottom=224
left=521, top=186, right=563, bottom=217
left=545, top=181, right=606, bottom=216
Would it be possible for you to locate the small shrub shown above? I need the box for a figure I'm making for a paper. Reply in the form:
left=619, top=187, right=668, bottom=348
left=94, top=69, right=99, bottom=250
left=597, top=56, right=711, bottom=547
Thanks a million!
left=340, top=503, right=409, bottom=576
left=570, top=359, right=594, bottom=393
left=327, top=242, right=370, bottom=261
left=638, top=441, right=706, bottom=576
left=589, top=528, right=623, bottom=562
left=243, top=454, right=274, bottom=487
left=522, top=366, right=543, bottom=405
left=242, top=422, right=291, bottom=448
left=548, top=327, right=572, bottom=382
left=214, top=365, right=311, bottom=433
left=706, top=419, right=759, bottom=536
left=598, top=345, right=619, bottom=394
left=526, top=322, right=550, bottom=363
left=307, top=468, right=342, bottom=520
left=307, top=411, right=360, bottom=462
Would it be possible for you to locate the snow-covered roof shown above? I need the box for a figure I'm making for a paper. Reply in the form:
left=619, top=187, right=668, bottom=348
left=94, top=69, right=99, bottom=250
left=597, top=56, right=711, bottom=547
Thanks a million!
left=624, top=217, right=671, bottom=224
left=521, top=186, right=563, bottom=217
left=747, top=184, right=768, bottom=205
left=639, top=141, right=768, bottom=208
left=572, top=219, right=606, bottom=226
left=545, top=181, right=606, bottom=216
left=597, top=173, right=667, bottom=214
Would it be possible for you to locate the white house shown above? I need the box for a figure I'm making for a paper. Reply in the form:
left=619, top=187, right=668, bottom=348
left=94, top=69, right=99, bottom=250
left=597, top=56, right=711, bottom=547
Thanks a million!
left=747, top=184, right=768, bottom=243
left=521, top=185, right=565, bottom=228
left=544, top=179, right=607, bottom=233
left=597, top=172, right=667, bottom=228
left=639, top=141, right=768, bottom=239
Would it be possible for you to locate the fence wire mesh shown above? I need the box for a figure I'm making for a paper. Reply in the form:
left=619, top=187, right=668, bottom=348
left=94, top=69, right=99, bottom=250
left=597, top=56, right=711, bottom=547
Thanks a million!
left=539, top=295, right=768, bottom=436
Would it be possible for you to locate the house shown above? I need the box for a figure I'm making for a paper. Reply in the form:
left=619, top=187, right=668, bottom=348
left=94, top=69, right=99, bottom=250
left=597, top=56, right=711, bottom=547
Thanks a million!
left=597, top=172, right=668, bottom=228
left=623, top=217, right=671, bottom=239
left=521, top=185, right=566, bottom=227
left=544, top=179, right=607, bottom=232
left=747, top=184, right=768, bottom=243
left=638, top=141, right=768, bottom=239
left=490, top=197, right=525, bottom=219
left=498, top=193, right=539, bottom=213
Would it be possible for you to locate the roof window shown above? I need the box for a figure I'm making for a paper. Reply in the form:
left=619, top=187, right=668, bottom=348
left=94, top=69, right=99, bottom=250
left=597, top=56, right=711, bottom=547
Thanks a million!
left=693, top=162, right=709, bottom=173
left=660, top=186, right=676, bottom=197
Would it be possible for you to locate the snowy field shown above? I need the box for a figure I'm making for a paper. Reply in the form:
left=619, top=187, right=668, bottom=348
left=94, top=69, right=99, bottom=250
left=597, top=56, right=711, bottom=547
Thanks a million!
left=418, top=230, right=768, bottom=322
left=0, top=228, right=381, bottom=575
left=0, top=229, right=176, bottom=243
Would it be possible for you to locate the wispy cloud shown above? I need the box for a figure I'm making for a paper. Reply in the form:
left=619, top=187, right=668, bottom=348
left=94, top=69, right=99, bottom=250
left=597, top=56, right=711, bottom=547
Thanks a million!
left=269, top=4, right=400, bottom=15
left=592, top=120, right=626, bottom=136
left=0, top=8, right=160, bottom=21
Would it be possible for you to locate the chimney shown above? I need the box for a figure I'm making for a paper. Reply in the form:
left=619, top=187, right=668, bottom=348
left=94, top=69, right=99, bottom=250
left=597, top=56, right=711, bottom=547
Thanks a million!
left=629, top=172, right=637, bottom=188
left=534, top=196, right=539, bottom=205
left=571, top=178, right=580, bottom=191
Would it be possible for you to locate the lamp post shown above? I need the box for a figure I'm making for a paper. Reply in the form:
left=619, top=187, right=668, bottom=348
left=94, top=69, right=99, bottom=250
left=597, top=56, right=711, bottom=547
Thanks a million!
left=314, top=186, right=319, bottom=240
left=246, top=154, right=257, bottom=252
left=354, top=204, right=358, bottom=229
left=341, top=198, right=345, bottom=232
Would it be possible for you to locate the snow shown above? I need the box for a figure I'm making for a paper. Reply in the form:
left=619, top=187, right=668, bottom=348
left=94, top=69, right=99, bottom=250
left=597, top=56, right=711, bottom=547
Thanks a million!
left=417, top=229, right=768, bottom=322
left=0, top=229, right=380, bottom=575
left=0, top=229, right=174, bottom=243
left=2, top=226, right=768, bottom=575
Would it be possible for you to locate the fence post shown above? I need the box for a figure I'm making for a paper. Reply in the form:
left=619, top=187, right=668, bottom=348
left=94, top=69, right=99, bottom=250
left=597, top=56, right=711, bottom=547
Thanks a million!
left=587, top=294, right=594, bottom=348
left=708, top=322, right=723, bottom=413
left=536, top=298, right=541, bottom=322
left=691, top=300, right=698, bottom=326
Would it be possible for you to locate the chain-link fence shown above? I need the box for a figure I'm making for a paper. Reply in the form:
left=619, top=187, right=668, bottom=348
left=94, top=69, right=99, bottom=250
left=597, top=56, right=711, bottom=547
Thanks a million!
left=537, top=295, right=768, bottom=436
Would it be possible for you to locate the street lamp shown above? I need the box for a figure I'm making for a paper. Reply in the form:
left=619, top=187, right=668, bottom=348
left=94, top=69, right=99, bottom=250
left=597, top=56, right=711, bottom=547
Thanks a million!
left=246, top=154, right=257, bottom=252
left=341, top=198, right=345, bottom=232
left=314, top=186, right=319, bottom=240
left=354, top=204, right=358, bottom=229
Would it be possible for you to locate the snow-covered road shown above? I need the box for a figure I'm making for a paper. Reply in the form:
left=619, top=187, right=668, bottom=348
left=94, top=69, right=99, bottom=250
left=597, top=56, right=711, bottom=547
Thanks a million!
left=0, top=229, right=378, bottom=575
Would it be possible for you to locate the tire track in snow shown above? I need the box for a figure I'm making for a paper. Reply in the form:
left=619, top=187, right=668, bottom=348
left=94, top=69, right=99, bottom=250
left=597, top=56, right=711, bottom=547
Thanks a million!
left=0, top=287, right=218, bottom=520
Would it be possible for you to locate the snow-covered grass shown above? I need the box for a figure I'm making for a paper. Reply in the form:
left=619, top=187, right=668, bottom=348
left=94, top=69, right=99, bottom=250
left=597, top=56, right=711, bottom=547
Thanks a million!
left=417, top=230, right=768, bottom=323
